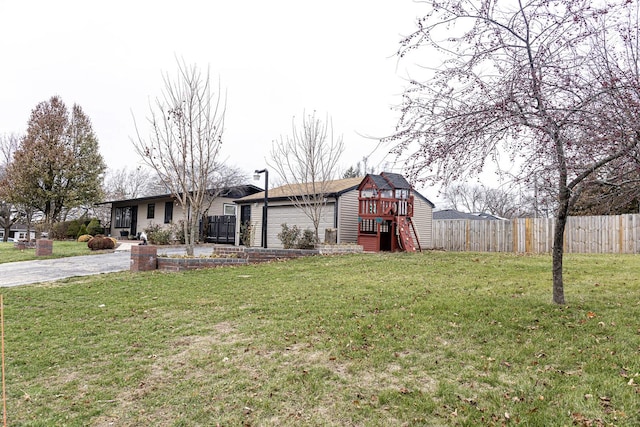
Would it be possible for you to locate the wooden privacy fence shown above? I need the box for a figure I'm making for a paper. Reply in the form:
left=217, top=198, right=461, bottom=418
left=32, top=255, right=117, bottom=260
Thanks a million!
left=432, top=214, right=640, bottom=254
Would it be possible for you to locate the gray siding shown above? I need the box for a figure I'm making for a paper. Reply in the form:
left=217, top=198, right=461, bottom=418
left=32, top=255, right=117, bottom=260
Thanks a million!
left=337, top=190, right=359, bottom=243
left=266, top=202, right=336, bottom=248
left=412, top=197, right=433, bottom=248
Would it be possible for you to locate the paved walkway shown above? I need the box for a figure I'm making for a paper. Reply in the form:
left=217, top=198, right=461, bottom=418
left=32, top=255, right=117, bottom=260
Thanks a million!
left=0, top=243, right=215, bottom=288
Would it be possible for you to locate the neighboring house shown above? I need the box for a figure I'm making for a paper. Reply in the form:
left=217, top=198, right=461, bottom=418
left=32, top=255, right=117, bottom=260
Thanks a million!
left=104, top=185, right=262, bottom=242
left=433, top=209, right=503, bottom=221
left=234, top=174, right=435, bottom=249
left=0, top=222, right=36, bottom=241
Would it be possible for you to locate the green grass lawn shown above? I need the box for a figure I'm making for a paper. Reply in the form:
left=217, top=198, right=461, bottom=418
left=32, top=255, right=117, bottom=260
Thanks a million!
left=0, top=241, right=101, bottom=263
left=2, top=251, right=639, bottom=426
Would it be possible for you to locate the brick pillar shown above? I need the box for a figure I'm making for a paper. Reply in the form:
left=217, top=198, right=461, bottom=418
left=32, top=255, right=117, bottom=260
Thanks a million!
left=131, top=245, right=158, bottom=272
left=35, top=239, right=53, bottom=256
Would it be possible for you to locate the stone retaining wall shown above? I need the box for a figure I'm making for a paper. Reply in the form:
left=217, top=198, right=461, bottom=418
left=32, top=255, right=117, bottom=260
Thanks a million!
left=157, top=256, right=247, bottom=271
left=146, top=245, right=364, bottom=272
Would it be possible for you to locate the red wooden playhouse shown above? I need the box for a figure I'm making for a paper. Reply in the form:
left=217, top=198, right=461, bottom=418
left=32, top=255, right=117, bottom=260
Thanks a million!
left=357, top=172, right=421, bottom=252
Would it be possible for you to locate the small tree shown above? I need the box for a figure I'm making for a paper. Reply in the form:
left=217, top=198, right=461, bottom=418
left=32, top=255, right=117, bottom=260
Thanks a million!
left=133, top=60, right=226, bottom=256
left=269, top=111, right=345, bottom=241
left=390, top=0, right=640, bottom=304
left=342, top=163, right=362, bottom=179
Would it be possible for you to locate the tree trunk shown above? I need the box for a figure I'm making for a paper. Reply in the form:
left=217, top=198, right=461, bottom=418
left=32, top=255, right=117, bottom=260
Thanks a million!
left=552, top=185, right=571, bottom=305
left=184, top=217, right=194, bottom=256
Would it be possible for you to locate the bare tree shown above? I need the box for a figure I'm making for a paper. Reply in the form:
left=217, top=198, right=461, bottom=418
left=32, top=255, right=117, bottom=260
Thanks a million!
left=442, top=184, right=490, bottom=214
left=133, top=60, right=225, bottom=256
left=442, top=183, right=540, bottom=218
left=0, top=134, right=34, bottom=241
left=199, top=163, right=248, bottom=240
left=0, top=133, right=19, bottom=177
left=269, top=111, right=345, bottom=241
left=390, top=0, right=640, bottom=304
left=104, top=166, right=156, bottom=200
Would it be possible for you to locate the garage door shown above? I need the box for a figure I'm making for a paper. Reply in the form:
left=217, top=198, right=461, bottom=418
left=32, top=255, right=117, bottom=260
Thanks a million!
left=267, top=204, right=335, bottom=248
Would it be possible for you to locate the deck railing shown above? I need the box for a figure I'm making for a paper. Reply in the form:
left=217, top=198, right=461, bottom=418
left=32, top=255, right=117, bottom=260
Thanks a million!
left=359, top=197, right=414, bottom=217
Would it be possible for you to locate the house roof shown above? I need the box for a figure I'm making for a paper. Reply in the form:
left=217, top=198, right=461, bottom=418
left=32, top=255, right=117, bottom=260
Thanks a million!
left=433, top=209, right=503, bottom=220
left=237, top=174, right=436, bottom=208
left=235, top=176, right=364, bottom=203
left=101, top=184, right=263, bottom=205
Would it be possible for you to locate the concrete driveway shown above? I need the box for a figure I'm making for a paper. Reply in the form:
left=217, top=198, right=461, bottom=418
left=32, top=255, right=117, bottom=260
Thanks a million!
left=0, top=243, right=216, bottom=287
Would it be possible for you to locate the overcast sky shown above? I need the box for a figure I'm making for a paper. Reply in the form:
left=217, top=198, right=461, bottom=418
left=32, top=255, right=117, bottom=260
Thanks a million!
left=0, top=1, right=437, bottom=198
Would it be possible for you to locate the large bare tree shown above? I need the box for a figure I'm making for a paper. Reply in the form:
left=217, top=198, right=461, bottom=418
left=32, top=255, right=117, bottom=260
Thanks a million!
left=269, top=111, right=345, bottom=241
left=0, top=134, right=22, bottom=241
left=390, top=0, right=640, bottom=304
left=441, top=183, right=540, bottom=219
left=104, top=166, right=156, bottom=201
left=133, top=60, right=226, bottom=256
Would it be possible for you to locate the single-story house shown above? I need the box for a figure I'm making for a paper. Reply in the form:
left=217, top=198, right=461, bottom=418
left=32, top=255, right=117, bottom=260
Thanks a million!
left=0, top=222, right=36, bottom=241
left=234, top=174, right=435, bottom=249
left=104, top=185, right=262, bottom=241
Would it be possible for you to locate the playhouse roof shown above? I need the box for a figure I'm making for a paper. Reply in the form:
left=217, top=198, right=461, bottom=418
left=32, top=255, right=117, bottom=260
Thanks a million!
left=381, top=172, right=412, bottom=189
left=360, top=172, right=413, bottom=191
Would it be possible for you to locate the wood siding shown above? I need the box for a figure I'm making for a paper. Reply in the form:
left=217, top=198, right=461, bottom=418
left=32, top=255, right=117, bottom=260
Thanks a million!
left=433, top=214, right=640, bottom=254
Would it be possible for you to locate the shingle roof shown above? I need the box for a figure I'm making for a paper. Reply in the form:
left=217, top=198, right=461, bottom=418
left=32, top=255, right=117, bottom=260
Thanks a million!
left=380, top=172, right=412, bottom=189
left=101, top=185, right=262, bottom=205
left=235, top=176, right=364, bottom=202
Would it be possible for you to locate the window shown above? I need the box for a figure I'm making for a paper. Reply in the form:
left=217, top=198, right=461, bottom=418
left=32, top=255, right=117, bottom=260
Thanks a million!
left=164, top=202, right=173, bottom=223
left=115, top=207, right=132, bottom=228
left=223, top=204, right=236, bottom=216
left=395, top=189, right=410, bottom=200
left=147, top=203, right=155, bottom=219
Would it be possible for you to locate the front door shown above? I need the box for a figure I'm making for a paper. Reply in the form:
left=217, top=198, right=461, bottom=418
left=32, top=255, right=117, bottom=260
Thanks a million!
left=240, top=205, right=251, bottom=245
left=130, top=206, right=138, bottom=237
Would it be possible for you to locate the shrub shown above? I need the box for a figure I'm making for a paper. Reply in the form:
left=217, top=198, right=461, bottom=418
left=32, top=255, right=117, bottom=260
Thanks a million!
left=77, top=224, right=88, bottom=238
left=77, top=234, right=93, bottom=243
left=87, top=234, right=115, bottom=250
left=86, top=218, right=103, bottom=236
left=297, top=229, right=318, bottom=249
left=144, top=224, right=172, bottom=245
left=278, top=223, right=300, bottom=249
left=66, top=220, right=81, bottom=239
left=169, top=221, right=185, bottom=244
left=240, top=221, right=254, bottom=246
left=51, top=222, right=69, bottom=240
